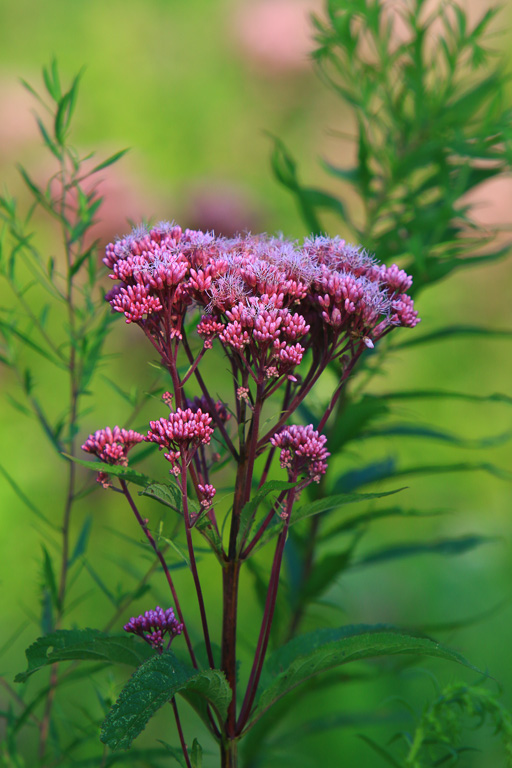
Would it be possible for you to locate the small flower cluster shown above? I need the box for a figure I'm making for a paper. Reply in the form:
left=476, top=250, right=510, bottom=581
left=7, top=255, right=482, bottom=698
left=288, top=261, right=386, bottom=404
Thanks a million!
left=123, top=606, right=183, bottom=650
left=146, top=407, right=214, bottom=474
left=271, top=424, right=330, bottom=484
left=81, top=426, right=144, bottom=487
left=104, top=223, right=419, bottom=377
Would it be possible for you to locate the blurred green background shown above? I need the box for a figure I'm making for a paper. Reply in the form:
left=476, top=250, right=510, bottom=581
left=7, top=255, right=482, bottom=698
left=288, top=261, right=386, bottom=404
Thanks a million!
left=1, top=0, right=512, bottom=765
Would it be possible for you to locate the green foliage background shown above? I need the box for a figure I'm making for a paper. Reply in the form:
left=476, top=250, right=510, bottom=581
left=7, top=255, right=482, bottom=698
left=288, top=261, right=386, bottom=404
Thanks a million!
left=1, top=0, right=512, bottom=765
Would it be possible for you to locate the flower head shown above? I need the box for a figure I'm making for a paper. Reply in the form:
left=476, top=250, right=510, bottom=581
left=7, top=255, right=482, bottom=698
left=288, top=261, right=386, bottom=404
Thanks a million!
left=123, top=606, right=183, bottom=651
left=271, top=424, right=329, bottom=483
left=104, top=222, right=419, bottom=380
left=146, top=407, right=214, bottom=472
left=81, top=426, right=144, bottom=486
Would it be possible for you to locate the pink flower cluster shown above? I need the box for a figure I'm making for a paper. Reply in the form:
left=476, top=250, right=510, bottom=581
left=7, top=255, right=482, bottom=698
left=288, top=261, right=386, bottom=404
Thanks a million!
left=81, top=426, right=144, bottom=487
left=104, top=224, right=419, bottom=375
left=123, top=605, right=183, bottom=650
left=270, top=424, right=330, bottom=484
left=81, top=426, right=144, bottom=465
left=146, top=407, right=214, bottom=473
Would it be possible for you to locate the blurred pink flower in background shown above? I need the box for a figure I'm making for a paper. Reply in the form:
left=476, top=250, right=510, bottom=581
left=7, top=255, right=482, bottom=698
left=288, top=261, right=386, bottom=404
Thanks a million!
left=231, top=0, right=322, bottom=74
left=182, top=179, right=263, bottom=236
left=0, top=76, right=38, bottom=156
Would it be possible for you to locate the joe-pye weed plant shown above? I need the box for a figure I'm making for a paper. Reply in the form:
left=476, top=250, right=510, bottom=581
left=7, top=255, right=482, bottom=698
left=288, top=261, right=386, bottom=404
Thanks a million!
left=2, top=1, right=512, bottom=767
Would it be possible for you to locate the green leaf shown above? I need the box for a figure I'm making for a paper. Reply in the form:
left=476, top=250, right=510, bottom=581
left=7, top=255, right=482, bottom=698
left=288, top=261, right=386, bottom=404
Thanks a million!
left=15, top=629, right=153, bottom=683
left=355, top=534, right=496, bottom=568
left=190, top=739, right=203, bottom=768
left=248, top=625, right=476, bottom=730
left=54, top=70, right=83, bottom=145
left=358, top=734, right=403, bottom=768
left=42, top=60, right=61, bottom=101
left=35, top=116, right=62, bottom=160
left=256, top=488, right=405, bottom=551
left=360, top=423, right=511, bottom=449
left=328, top=395, right=390, bottom=451
left=302, top=538, right=359, bottom=602
left=0, top=463, right=57, bottom=529
left=269, top=135, right=323, bottom=235
left=336, top=460, right=512, bottom=492
left=41, top=546, right=59, bottom=612
left=157, top=741, right=188, bottom=768
left=321, top=506, right=444, bottom=540
left=90, top=149, right=130, bottom=174
left=69, top=516, right=92, bottom=566
left=292, top=488, right=405, bottom=526
left=62, top=454, right=154, bottom=488
left=373, top=389, right=512, bottom=407
left=392, top=325, right=512, bottom=350
left=140, top=482, right=182, bottom=513
left=237, top=480, right=296, bottom=553
left=101, top=652, right=231, bottom=750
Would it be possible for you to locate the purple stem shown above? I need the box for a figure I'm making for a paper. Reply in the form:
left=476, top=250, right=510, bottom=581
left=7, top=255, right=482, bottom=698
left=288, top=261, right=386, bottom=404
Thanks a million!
left=236, top=485, right=295, bottom=732
left=180, top=463, right=215, bottom=669
left=240, top=490, right=288, bottom=560
left=119, top=479, right=197, bottom=669
left=171, top=697, right=193, bottom=768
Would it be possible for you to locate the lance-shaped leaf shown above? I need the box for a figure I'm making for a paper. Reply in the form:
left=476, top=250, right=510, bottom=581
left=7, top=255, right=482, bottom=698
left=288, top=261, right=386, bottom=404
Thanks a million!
left=15, top=629, right=153, bottom=683
left=140, top=482, right=182, bottom=513
left=354, top=534, right=497, bottom=568
left=359, top=423, right=511, bottom=449
left=254, top=488, right=405, bottom=552
left=336, top=460, right=512, bottom=493
left=62, top=454, right=154, bottom=488
left=101, top=651, right=231, bottom=750
left=246, top=625, right=475, bottom=730
left=391, top=324, right=512, bottom=350
left=373, top=389, right=512, bottom=407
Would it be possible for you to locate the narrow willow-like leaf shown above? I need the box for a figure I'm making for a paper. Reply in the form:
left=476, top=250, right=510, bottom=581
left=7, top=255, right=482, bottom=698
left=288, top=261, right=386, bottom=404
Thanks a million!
left=392, top=325, right=512, bottom=350
left=69, top=516, right=92, bottom=566
left=360, top=423, right=511, bottom=449
left=157, top=741, right=188, bottom=768
left=62, top=454, right=154, bottom=487
left=140, top=482, right=182, bottom=512
left=336, top=460, right=512, bottom=492
left=90, top=149, right=130, bottom=174
left=0, top=463, right=57, bottom=529
left=358, top=734, right=402, bottom=768
left=41, top=546, right=59, bottom=611
left=254, top=488, right=405, bottom=551
left=355, top=534, right=496, bottom=568
left=15, top=629, right=153, bottom=683
left=301, top=542, right=357, bottom=602
left=101, top=652, right=231, bottom=750
left=292, top=489, right=406, bottom=525
left=328, top=394, right=390, bottom=451
left=321, top=506, right=444, bottom=540
left=247, top=625, right=475, bottom=730
left=373, top=389, right=512, bottom=407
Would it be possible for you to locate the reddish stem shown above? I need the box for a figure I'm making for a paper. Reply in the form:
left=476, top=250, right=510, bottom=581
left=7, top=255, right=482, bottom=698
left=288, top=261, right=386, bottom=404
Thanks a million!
left=236, top=484, right=295, bottom=732
left=180, top=464, right=215, bottom=668
left=120, top=479, right=197, bottom=668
